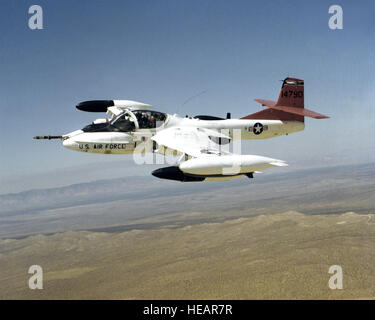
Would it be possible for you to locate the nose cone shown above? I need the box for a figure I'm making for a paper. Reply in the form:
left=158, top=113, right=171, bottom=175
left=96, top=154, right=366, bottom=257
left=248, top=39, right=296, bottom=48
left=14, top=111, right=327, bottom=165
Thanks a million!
left=63, top=138, right=78, bottom=150
left=152, top=166, right=205, bottom=182
left=76, top=100, right=114, bottom=112
left=152, top=166, right=187, bottom=181
left=152, top=166, right=185, bottom=181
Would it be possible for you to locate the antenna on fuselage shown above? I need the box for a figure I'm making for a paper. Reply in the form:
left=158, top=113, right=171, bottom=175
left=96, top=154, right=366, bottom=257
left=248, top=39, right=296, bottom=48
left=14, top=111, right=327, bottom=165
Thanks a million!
left=177, top=90, right=207, bottom=116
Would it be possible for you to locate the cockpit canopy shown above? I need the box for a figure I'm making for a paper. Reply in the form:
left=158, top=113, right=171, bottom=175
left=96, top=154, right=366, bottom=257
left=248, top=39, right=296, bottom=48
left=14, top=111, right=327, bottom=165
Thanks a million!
left=82, top=109, right=167, bottom=133
left=112, top=110, right=167, bottom=131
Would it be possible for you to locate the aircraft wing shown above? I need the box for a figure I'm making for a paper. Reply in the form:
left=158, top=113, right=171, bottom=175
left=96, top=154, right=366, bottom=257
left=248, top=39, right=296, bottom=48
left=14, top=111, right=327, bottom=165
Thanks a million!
left=151, top=126, right=288, bottom=182
left=151, top=127, right=230, bottom=157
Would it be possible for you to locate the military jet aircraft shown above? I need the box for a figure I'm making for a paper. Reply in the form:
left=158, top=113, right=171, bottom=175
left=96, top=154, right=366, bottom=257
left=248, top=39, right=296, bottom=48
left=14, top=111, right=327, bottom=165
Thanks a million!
left=34, top=77, right=329, bottom=182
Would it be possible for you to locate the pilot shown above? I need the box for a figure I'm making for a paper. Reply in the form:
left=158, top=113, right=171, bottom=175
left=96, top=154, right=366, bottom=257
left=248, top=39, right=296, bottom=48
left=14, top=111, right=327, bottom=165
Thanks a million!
left=149, top=115, right=155, bottom=128
left=140, top=113, right=148, bottom=128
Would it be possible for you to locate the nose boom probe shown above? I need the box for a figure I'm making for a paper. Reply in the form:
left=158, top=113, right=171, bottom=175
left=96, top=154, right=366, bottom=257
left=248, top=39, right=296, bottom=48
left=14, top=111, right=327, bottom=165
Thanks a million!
left=33, top=135, right=63, bottom=140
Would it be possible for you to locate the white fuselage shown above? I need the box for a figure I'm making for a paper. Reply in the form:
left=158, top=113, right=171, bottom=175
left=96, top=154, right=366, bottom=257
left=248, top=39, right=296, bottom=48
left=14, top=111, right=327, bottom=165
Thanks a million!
left=62, top=113, right=304, bottom=154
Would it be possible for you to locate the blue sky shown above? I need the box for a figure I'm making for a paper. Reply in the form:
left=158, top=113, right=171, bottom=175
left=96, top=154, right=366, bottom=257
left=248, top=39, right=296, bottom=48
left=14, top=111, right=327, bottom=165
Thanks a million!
left=0, top=0, right=374, bottom=193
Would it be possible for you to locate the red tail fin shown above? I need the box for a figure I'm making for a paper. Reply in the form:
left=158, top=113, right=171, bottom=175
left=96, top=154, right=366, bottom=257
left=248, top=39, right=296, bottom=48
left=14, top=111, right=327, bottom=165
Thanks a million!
left=275, top=78, right=304, bottom=108
left=242, top=77, right=329, bottom=122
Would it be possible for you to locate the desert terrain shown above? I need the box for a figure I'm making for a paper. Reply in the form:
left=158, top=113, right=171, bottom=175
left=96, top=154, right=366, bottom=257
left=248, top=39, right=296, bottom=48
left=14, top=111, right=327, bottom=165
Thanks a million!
left=0, top=162, right=374, bottom=299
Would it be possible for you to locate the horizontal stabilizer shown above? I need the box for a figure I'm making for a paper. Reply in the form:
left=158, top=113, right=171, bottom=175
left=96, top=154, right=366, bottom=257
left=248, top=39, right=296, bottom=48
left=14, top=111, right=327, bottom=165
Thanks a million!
left=254, top=99, right=329, bottom=119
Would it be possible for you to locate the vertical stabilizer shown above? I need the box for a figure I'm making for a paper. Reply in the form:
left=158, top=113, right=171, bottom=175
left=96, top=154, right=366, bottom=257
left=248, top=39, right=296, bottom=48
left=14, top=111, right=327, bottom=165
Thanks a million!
left=275, top=78, right=304, bottom=108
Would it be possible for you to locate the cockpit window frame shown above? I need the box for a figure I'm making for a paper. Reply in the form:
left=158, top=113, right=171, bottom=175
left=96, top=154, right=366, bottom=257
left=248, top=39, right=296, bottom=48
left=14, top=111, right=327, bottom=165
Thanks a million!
left=111, top=110, right=138, bottom=132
